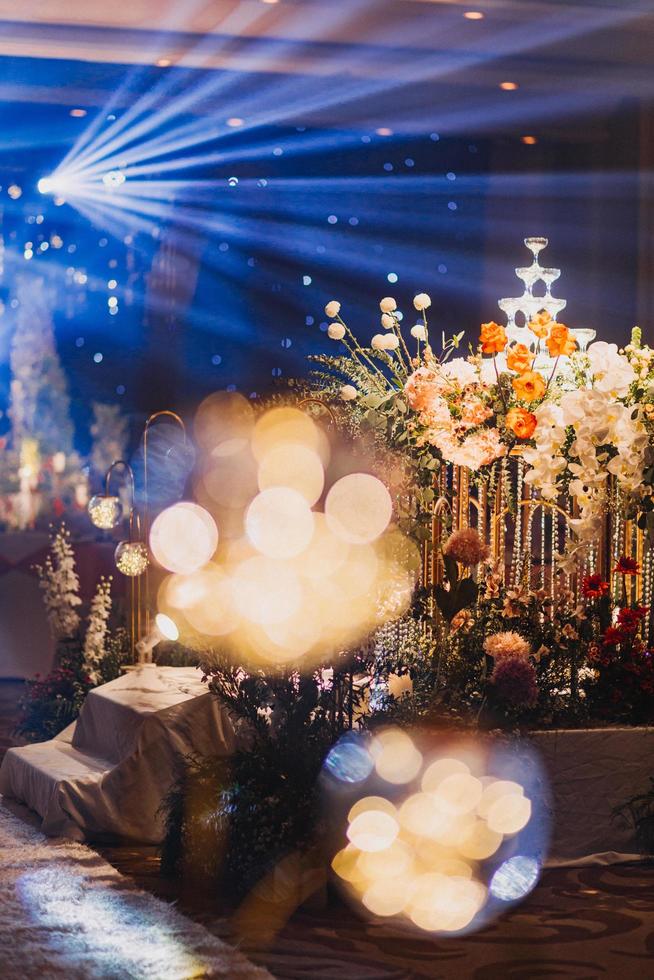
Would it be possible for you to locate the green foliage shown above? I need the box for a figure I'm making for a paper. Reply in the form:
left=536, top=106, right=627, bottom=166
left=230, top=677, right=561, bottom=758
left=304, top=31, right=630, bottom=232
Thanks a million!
left=614, top=777, right=654, bottom=855
left=160, top=652, right=369, bottom=897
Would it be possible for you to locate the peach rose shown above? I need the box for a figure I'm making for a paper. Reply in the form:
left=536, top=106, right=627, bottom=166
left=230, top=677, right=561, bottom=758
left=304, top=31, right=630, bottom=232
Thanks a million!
left=512, top=370, right=546, bottom=403
left=546, top=323, right=577, bottom=357
left=480, top=321, right=507, bottom=354
left=506, top=343, right=534, bottom=374
left=506, top=405, right=537, bottom=439
left=528, top=311, right=552, bottom=339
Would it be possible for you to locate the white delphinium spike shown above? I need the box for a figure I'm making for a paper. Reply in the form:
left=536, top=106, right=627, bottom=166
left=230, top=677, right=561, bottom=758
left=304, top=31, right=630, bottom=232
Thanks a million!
left=82, top=576, right=113, bottom=685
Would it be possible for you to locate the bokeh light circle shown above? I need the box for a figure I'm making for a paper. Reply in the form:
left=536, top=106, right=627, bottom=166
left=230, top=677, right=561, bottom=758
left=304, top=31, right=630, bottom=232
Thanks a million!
left=150, top=502, right=219, bottom=574
left=258, top=442, right=325, bottom=505
left=245, top=487, right=314, bottom=559
left=325, top=473, right=393, bottom=544
left=324, top=729, right=548, bottom=937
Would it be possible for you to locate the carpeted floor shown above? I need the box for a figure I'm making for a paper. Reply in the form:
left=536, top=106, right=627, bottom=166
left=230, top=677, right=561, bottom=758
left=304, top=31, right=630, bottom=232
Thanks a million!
left=0, top=797, right=270, bottom=979
left=3, top=680, right=654, bottom=979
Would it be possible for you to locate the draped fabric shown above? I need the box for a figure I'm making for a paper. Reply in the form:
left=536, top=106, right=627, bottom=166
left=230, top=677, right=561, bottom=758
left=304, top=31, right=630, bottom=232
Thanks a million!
left=0, top=666, right=237, bottom=842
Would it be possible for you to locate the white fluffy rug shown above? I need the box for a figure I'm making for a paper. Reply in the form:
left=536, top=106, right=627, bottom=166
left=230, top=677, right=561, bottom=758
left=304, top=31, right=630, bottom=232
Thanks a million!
left=0, top=798, right=271, bottom=979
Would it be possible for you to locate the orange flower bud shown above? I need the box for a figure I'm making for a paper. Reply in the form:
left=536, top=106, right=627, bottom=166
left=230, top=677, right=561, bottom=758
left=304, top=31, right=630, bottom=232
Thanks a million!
left=506, top=343, right=535, bottom=374
left=480, top=321, right=508, bottom=354
left=546, top=323, right=577, bottom=357
left=528, top=311, right=552, bottom=339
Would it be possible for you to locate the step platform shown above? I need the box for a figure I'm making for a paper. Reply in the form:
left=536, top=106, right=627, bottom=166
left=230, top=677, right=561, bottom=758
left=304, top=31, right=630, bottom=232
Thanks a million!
left=0, top=666, right=237, bottom=842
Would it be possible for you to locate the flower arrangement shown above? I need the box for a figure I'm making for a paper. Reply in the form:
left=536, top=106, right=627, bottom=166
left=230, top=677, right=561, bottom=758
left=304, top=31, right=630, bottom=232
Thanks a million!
left=313, top=286, right=654, bottom=579
left=18, top=525, right=129, bottom=741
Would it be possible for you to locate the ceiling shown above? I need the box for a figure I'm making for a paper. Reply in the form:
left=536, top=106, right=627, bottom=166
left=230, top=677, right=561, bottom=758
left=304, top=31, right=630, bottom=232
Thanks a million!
left=0, top=1, right=651, bottom=133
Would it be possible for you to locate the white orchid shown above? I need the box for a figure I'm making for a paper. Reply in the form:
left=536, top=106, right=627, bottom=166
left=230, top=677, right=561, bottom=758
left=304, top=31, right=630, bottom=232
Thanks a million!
left=586, top=341, right=635, bottom=396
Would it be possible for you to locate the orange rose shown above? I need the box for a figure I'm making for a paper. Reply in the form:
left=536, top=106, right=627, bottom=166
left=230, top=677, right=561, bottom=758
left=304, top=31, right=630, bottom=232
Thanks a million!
left=506, top=343, right=534, bottom=374
left=506, top=406, right=537, bottom=440
left=528, top=311, right=552, bottom=339
left=480, top=321, right=507, bottom=354
left=546, top=323, right=577, bottom=357
left=512, top=370, right=546, bottom=403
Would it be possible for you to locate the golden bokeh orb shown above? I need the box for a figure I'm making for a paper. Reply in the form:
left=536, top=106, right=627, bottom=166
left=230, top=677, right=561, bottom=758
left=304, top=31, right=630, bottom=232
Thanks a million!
left=325, top=473, right=393, bottom=544
left=150, top=502, right=219, bottom=575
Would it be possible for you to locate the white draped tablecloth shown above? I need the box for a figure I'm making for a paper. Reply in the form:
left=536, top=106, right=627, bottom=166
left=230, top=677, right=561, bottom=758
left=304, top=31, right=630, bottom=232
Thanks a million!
left=530, top=726, right=654, bottom=863
left=0, top=666, right=237, bottom=842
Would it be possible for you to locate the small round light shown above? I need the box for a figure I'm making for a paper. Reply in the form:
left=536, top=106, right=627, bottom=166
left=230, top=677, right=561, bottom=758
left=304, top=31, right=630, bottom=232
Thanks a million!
left=102, top=170, right=126, bottom=190
left=88, top=494, right=122, bottom=529
left=463, top=11, right=485, bottom=19
left=115, top=540, right=149, bottom=577
left=521, top=135, right=538, bottom=145
left=500, top=81, right=519, bottom=91
left=70, top=108, right=87, bottom=118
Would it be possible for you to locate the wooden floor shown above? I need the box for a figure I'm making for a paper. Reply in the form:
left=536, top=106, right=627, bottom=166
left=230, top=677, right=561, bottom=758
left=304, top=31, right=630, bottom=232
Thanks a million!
left=3, top=680, right=654, bottom=979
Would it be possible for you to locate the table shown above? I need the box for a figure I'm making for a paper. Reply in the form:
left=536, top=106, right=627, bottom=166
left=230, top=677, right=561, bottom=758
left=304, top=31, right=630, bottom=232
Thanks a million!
left=0, top=666, right=237, bottom=842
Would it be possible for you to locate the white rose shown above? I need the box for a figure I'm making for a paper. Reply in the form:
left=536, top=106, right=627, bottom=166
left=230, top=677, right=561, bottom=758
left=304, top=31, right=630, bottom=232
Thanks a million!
left=371, top=334, right=387, bottom=350
left=325, top=300, right=341, bottom=318
left=327, top=322, right=345, bottom=340
left=384, top=334, right=400, bottom=351
left=381, top=313, right=395, bottom=330
left=410, top=323, right=426, bottom=341
left=413, top=292, right=431, bottom=311
left=380, top=296, right=397, bottom=313
left=340, top=384, right=357, bottom=401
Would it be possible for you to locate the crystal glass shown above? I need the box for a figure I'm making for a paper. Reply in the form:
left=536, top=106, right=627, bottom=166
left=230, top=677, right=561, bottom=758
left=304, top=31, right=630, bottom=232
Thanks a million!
left=543, top=297, right=567, bottom=318
left=515, top=266, right=539, bottom=292
left=524, top=237, right=548, bottom=259
left=539, top=269, right=560, bottom=298
left=88, top=494, right=122, bottom=529
left=115, top=540, right=149, bottom=577
left=571, top=327, right=596, bottom=353
left=498, top=297, right=520, bottom=328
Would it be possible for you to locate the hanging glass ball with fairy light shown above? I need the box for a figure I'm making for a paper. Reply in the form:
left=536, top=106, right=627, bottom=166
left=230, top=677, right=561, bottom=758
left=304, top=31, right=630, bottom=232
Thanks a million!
left=88, top=494, right=122, bottom=529
left=114, top=540, right=149, bottom=577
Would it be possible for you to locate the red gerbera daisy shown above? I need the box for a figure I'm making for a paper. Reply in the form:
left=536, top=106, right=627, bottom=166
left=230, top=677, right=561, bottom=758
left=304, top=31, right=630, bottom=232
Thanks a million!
left=601, top=626, right=625, bottom=648
left=617, top=606, right=649, bottom=631
left=582, top=574, right=609, bottom=599
left=613, top=556, right=640, bottom=576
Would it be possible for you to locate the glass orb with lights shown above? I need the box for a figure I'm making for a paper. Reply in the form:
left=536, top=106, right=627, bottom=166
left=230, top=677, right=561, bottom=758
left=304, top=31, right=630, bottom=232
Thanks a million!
left=88, top=494, right=123, bottom=530
left=114, top=540, right=149, bottom=577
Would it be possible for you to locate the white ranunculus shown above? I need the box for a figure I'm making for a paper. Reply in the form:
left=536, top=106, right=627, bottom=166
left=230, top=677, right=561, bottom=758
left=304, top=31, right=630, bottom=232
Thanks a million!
left=380, top=296, right=397, bottom=313
left=383, top=334, right=400, bottom=351
left=371, top=333, right=387, bottom=350
left=340, top=384, right=357, bottom=401
left=381, top=313, right=395, bottom=330
left=413, top=292, right=431, bottom=311
left=586, top=341, right=635, bottom=396
left=441, top=357, right=478, bottom=387
left=410, top=323, right=426, bottom=341
left=325, top=300, right=341, bottom=318
left=327, top=322, right=345, bottom=340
